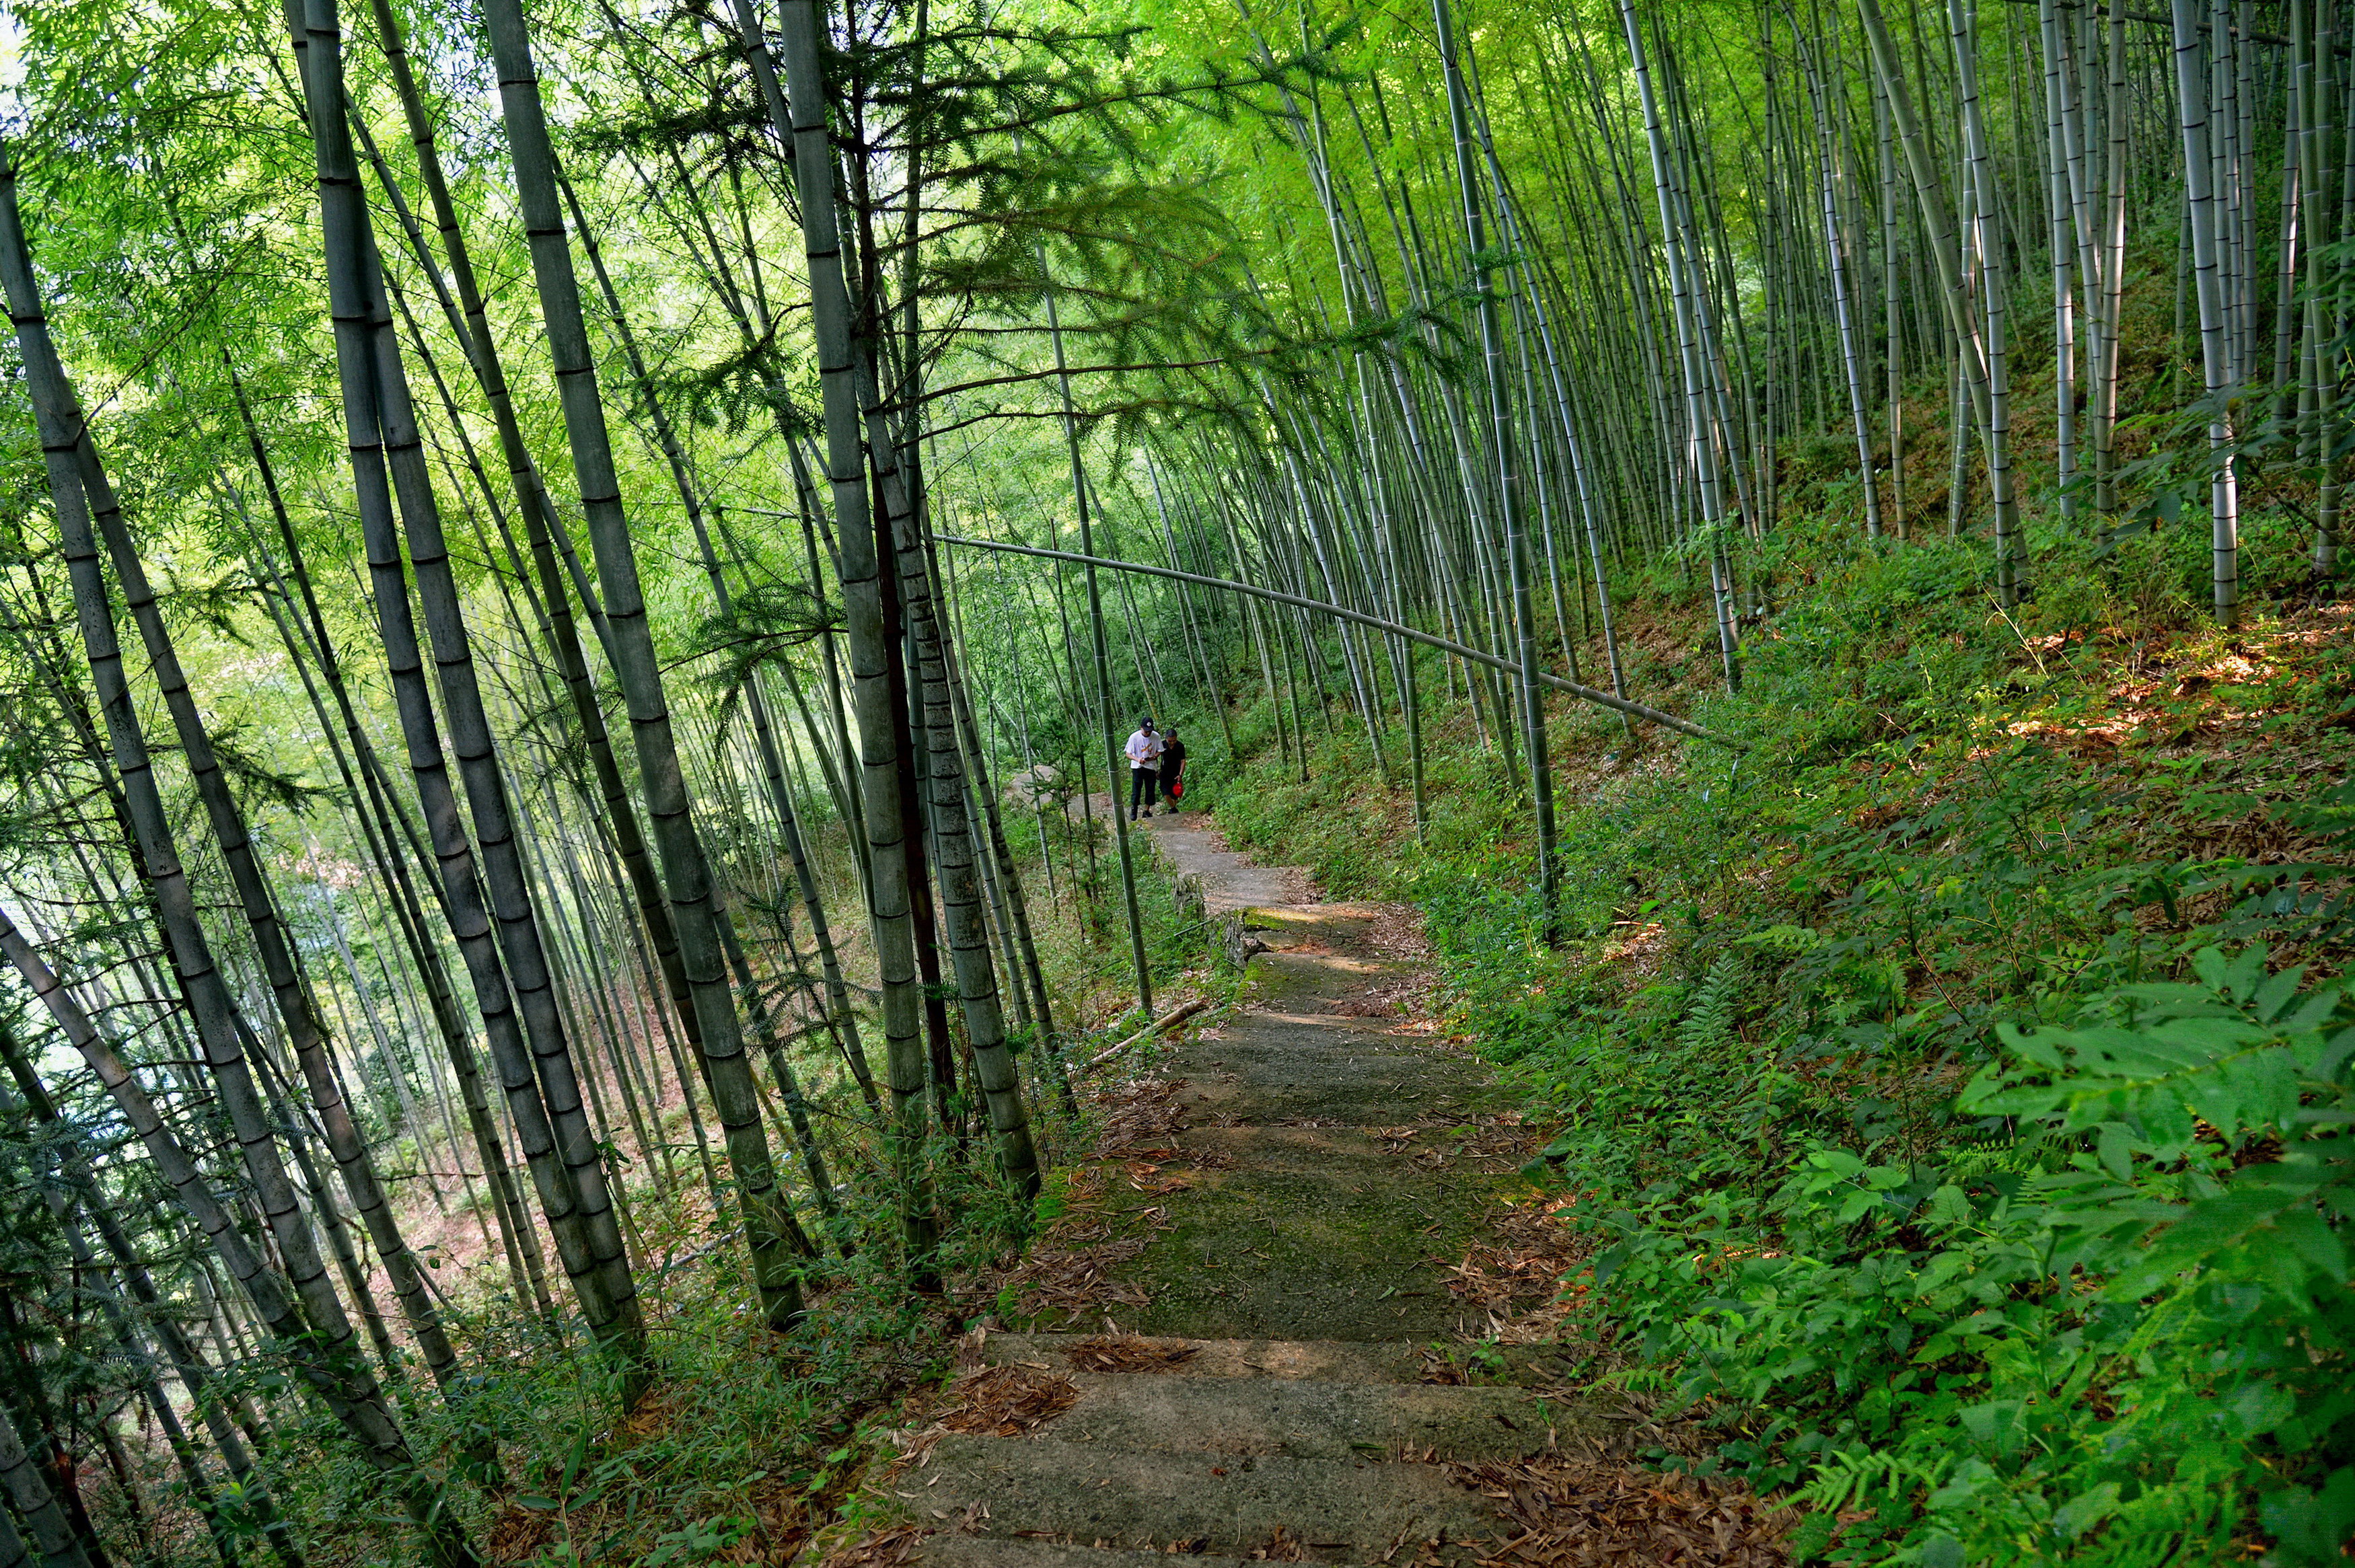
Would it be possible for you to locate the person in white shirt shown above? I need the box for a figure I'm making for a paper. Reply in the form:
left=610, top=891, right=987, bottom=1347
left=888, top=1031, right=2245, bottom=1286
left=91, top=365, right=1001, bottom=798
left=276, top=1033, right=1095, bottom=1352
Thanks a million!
left=1124, top=719, right=1163, bottom=820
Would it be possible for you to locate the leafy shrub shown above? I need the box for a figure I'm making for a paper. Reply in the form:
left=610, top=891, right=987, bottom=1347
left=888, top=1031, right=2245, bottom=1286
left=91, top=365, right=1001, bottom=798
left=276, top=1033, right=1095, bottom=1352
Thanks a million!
left=1583, top=947, right=2352, bottom=1565
left=1209, top=522, right=2352, bottom=1565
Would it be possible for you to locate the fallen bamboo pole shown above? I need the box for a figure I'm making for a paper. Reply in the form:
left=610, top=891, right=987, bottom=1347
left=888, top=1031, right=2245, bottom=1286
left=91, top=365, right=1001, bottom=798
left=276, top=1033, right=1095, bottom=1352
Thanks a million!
left=1082, top=998, right=1211, bottom=1074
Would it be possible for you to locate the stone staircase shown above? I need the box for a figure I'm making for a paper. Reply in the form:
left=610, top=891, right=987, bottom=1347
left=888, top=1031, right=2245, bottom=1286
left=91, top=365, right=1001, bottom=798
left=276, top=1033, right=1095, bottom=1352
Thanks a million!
left=886, top=1329, right=1579, bottom=1565
left=836, top=815, right=1580, bottom=1568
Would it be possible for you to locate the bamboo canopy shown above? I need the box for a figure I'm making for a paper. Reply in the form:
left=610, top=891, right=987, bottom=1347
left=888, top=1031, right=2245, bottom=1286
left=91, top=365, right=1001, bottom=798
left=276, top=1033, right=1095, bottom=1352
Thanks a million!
left=0, top=0, right=2335, bottom=1558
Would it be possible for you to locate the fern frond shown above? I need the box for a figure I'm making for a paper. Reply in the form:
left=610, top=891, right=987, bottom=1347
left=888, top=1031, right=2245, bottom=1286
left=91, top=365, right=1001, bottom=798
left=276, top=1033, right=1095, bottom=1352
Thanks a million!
left=1677, top=953, right=1745, bottom=1057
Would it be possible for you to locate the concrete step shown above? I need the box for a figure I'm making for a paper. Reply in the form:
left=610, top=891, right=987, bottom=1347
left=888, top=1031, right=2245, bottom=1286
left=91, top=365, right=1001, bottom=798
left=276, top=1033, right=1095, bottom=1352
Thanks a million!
left=891, top=1435, right=1500, bottom=1561
left=1171, top=1041, right=1478, bottom=1082
left=1108, top=1178, right=1476, bottom=1343
left=1048, top=1372, right=1566, bottom=1460
left=1167, top=1128, right=1412, bottom=1185
left=909, top=1536, right=1249, bottom=1568
left=1172, top=1072, right=1477, bottom=1127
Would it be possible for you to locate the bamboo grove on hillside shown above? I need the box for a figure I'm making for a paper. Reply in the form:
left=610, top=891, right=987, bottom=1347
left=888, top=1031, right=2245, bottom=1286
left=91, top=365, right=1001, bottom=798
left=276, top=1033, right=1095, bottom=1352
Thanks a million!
left=0, top=0, right=2340, bottom=1561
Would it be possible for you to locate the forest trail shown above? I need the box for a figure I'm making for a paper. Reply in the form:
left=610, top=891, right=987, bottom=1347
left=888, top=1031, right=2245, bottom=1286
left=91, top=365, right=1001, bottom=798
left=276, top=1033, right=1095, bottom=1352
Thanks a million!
left=850, top=810, right=1609, bottom=1568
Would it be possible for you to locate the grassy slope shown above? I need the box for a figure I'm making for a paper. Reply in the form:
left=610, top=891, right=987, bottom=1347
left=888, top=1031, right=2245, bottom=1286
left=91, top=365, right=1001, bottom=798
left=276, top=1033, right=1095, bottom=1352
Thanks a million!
left=1181, top=511, right=2354, bottom=1567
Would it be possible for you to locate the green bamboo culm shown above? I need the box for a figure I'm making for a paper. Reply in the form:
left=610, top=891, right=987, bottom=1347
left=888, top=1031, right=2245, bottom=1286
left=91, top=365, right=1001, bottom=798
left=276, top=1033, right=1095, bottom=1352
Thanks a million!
left=745, top=0, right=941, bottom=1283
left=288, top=0, right=643, bottom=1370
left=478, top=0, right=807, bottom=1335
left=0, top=137, right=482, bottom=1568
left=1435, top=0, right=1560, bottom=941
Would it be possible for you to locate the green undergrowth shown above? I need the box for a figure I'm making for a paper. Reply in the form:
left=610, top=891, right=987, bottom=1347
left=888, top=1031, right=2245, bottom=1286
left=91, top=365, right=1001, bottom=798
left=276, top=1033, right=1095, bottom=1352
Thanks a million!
left=237, top=1150, right=1020, bottom=1568
left=1031, top=809, right=1231, bottom=1041
left=234, top=817, right=1223, bottom=1568
left=1196, top=515, right=2354, bottom=1567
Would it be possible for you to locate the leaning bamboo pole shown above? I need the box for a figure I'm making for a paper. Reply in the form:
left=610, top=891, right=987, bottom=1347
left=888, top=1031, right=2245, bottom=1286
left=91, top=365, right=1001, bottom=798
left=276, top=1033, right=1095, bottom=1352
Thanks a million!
left=0, top=1394, right=92, bottom=1568
left=291, top=0, right=639, bottom=1365
left=54, top=333, right=466, bottom=1398
left=0, top=141, right=478, bottom=1568
left=558, top=172, right=875, bottom=1107
left=928, top=535, right=1737, bottom=747
left=357, top=0, right=732, bottom=1172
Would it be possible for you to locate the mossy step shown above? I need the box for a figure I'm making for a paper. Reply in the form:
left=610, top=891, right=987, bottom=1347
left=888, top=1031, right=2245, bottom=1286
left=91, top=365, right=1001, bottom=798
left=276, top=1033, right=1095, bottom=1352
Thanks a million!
left=889, top=1435, right=1500, bottom=1561
left=1087, top=1148, right=1495, bottom=1342
left=1169, top=1037, right=1478, bottom=1074
left=1166, top=1125, right=1439, bottom=1179
left=968, top=1333, right=1432, bottom=1382
left=1177, top=1122, right=1499, bottom=1156
left=970, top=1334, right=1591, bottom=1397
left=1168, top=1071, right=1480, bottom=1125
left=1235, top=962, right=1398, bottom=1009
left=1122, top=1159, right=1483, bottom=1238
left=1120, top=1267, right=1474, bottom=1342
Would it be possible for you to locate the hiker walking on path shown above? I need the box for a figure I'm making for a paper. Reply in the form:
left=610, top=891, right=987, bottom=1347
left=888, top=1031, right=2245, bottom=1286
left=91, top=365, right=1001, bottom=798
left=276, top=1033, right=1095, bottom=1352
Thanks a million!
left=1159, top=727, right=1188, bottom=812
left=1125, top=718, right=1163, bottom=820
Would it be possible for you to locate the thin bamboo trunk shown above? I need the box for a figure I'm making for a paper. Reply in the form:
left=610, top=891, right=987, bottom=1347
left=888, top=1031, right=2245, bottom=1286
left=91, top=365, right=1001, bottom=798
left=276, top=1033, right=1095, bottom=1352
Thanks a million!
left=0, top=910, right=468, bottom=1567
left=751, top=0, right=937, bottom=1279
left=480, top=0, right=804, bottom=1331
left=559, top=170, right=877, bottom=1109
left=2040, top=0, right=2080, bottom=522
left=0, top=142, right=476, bottom=1568
left=0, top=1029, right=297, bottom=1568
left=289, top=0, right=635, bottom=1361
left=1805, top=49, right=1886, bottom=538
left=1624, top=0, right=1744, bottom=690
left=2172, top=0, right=2242, bottom=624
left=359, top=0, right=731, bottom=1282
left=1039, top=272, right=1156, bottom=1016
left=1857, top=0, right=2017, bottom=601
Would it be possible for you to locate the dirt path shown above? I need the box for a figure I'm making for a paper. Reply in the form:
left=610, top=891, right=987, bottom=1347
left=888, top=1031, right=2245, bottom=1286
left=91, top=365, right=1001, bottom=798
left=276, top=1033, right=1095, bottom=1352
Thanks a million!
left=832, top=811, right=1614, bottom=1567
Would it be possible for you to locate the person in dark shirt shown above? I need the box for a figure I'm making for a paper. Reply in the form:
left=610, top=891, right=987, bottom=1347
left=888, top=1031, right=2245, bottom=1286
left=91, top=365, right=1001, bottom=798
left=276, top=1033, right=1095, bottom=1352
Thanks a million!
left=1159, top=728, right=1188, bottom=811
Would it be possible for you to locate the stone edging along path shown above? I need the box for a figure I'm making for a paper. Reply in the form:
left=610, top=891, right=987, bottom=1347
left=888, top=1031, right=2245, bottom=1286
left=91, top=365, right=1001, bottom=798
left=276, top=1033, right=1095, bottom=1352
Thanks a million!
left=802, top=810, right=1792, bottom=1568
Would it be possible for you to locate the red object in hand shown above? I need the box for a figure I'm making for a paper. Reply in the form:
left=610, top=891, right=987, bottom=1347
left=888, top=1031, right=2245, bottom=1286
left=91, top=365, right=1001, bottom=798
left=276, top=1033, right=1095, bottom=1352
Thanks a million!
left=1168, top=780, right=1183, bottom=798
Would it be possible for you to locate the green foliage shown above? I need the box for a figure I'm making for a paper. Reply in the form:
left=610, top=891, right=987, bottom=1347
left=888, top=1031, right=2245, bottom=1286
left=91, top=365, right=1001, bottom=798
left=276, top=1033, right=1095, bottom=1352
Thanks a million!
left=1590, top=952, right=2353, bottom=1567
left=1677, top=953, right=1745, bottom=1057
left=1215, top=529, right=2354, bottom=1566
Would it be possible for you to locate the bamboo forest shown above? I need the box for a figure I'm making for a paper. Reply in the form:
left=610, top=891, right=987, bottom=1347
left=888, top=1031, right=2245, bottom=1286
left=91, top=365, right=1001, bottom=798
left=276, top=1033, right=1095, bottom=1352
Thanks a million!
left=0, top=0, right=2347, bottom=1562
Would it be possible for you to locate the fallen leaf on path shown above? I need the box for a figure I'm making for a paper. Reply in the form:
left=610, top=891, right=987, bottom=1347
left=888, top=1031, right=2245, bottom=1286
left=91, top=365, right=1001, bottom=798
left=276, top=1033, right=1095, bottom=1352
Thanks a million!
left=1247, top=1525, right=1309, bottom=1561
left=1432, top=1192, right=1595, bottom=1345
left=1446, top=1457, right=1793, bottom=1567
left=991, top=1235, right=1156, bottom=1319
left=933, top=1364, right=1079, bottom=1439
left=809, top=1526, right=927, bottom=1568
left=1065, top=1334, right=1202, bottom=1373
